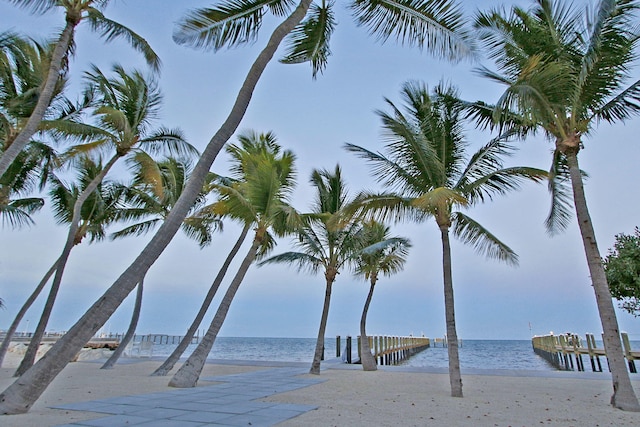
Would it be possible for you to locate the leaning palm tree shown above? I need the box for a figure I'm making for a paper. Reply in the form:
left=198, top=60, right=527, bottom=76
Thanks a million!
left=14, top=65, right=196, bottom=376
left=100, top=157, right=220, bottom=370
left=0, top=0, right=474, bottom=413
left=353, top=220, right=410, bottom=371
left=260, top=165, right=364, bottom=375
left=169, top=131, right=298, bottom=388
left=152, top=135, right=284, bottom=377
left=473, top=0, right=640, bottom=411
left=345, top=81, right=546, bottom=396
left=0, top=0, right=160, bottom=178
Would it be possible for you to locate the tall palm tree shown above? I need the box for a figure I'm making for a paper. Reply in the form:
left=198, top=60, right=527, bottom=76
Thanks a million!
left=345, top=81, right=546, bottom=396
left=169, top=131, right=298, bottom=388
left=14, top=65, right=196, bottom=376
left=353, top=220, right=410, bottom=371
left=0, top=0, right=473, bottom=413
left=473, top=0, right=640, bottom=411
left=152, top=137, right=283, bottom=377
left=0, top=0, right=160, bottom=178
left=100, top=157, right=220, bottom=370
left=260, top=165, right=364, bottom=375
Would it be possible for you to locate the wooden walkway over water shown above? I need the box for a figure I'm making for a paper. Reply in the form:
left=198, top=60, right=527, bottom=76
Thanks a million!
left=532, top=332, right=640, bottom=373
left=337, top=335, right=430, bottom=366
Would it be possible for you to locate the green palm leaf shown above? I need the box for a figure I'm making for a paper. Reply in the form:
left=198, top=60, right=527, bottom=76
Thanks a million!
left=451, top=211, right=518, bottom=266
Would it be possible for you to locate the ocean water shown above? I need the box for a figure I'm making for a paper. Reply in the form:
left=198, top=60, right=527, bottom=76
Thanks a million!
left=143, top=337, right=561, bottom=371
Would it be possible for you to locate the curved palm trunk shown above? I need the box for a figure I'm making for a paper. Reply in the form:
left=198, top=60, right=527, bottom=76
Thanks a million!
left=169, top=237, right=260, bottom=388
left=0, top=1, right=310, bottom=414
left=0, top=20, right=76, bottom=177
left=440, top=225, right=462, bottom=397
left=100, top=278, right=145, bottom=369
left=152, top=224, right=250, bottom=376
left=0, top=258, right=59, bottom=367
left=359, top=278, right=377, bottom=371
left=310, top=277, right=334, bottom=375
left=14, top=155, right=120, bottom=377
left=565, top=151, right=639, bottom=411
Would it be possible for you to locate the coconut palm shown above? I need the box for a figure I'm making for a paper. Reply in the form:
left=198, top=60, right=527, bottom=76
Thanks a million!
left=169, top=131, right=298, bottom=388
left=353, top=220, right=410, bottom=371
left=473, top=0, right=640, bottom=411
left=100, top=157, right=220, bottom=370
left=259, top=165, right=364, bottom=375
left=13, top=65, right=196, bottom=376
left=345, top=81, right=546, bottom=396
left=152, top=139, right=282, bottom=377
left=0, top=0, right=160, bottom=178
left=0, top=0, right=474, bottom=412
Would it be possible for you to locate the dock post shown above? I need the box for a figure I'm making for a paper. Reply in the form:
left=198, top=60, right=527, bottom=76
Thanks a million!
left=346, top=336, right=352, bottom=364
left=336, top=336, right=341, bottom=358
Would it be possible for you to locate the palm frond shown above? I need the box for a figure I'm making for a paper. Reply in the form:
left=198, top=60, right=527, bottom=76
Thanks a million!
left=86, top=8, right=161, bottom=72
left=280, top=1, right=335, bottom=78
left=451, top=211, right=518, bottom=266
left=349, top=0, right=474, bottom=61
left=173, top=0, right=289, bottom=50
left=544, top=149, right=574, bottom=235
left=258, top=250, right=323, bottom=274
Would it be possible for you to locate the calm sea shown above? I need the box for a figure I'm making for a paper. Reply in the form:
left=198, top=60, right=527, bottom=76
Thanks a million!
left=143, top=337, right=572, bottom=371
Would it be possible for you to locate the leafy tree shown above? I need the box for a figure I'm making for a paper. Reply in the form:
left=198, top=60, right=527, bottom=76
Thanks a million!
left=0, top=0, right=473, bottom=412
left=353, top=220, right=410, bottom=371
left=169, top=131, right=298, bottom=388
left=260, top=165, right=364, bottom=375
left=473, top=0, right=640, bottom=410
left=604, top=228, right=640, bottom=316
left=0, top=0, right=160, bottom=178
left=345, top=81, right=546, bottom=396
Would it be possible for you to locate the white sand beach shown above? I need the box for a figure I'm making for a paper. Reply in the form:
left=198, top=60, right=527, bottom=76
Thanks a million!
left=1, top=349, right=640, bottom=426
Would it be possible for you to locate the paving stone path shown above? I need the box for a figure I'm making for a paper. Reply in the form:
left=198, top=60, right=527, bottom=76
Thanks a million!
left=53, top=367, right=324, bottom=426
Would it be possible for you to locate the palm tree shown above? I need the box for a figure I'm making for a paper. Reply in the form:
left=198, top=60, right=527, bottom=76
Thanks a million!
left=260, top=165, right=363, bottom=375
left=14, top=65, right=196, bottom=376
left=473, top=0, right=640, bottom=411
left=0, top=0, right=473, bottom=412
left=345, top=81, right=546, bottom=396
left=0, top=0, right=160, bottom=178
left=353, top=220, right=410, bottom=371
left=100, top=157, right=220, bottom=370
left=152, top=139, right=283, bottom=377
left=168, top=131, right=298, bottom=388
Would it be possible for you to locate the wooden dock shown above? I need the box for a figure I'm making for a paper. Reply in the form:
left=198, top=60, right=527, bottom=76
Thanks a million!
left=338, top=335, right=430, bottom=366
left=532, top=332, right=640, bottom=372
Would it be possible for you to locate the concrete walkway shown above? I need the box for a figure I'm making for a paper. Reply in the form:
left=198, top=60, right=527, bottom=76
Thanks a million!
left=52, top=365, right=325, bottom=427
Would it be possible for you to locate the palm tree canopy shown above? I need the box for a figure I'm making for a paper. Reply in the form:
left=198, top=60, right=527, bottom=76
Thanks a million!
left=206, top=130, right=298, bottom=257
left=346, top=80, right=547, bottom=264
left=60, top=65, right=198, bottom=179
left=48, top=155, right=122, bottom=245
left=6, top=0, right=161, bottom=72
left=110, top=156, right=222, bottom=247
left=259, top=164, right=364, bottom=276
left=174, top=0, right=475, bottom=78
left=353, top=220, right=411, bottom=282
left=472, top=0, right=640, bottom=233
left=474, top=0, right=640, bottom=138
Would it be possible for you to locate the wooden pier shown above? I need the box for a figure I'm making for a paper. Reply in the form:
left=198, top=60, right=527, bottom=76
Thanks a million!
left=532, top=332, right=640, bottom=373
left=338, top=335, right=430, bottom=366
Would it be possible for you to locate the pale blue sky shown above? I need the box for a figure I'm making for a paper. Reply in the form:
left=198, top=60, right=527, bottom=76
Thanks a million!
left=1, top=0, right=639, bottom=341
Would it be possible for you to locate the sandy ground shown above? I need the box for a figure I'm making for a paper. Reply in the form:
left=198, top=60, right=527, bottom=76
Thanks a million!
left=1, top=348, right=640, bottom=427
